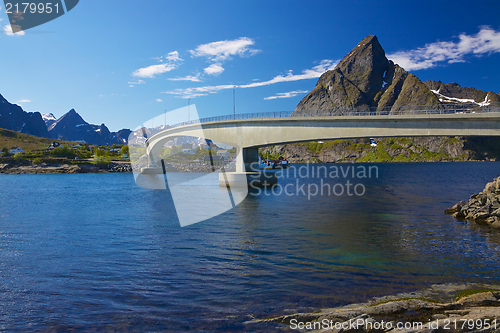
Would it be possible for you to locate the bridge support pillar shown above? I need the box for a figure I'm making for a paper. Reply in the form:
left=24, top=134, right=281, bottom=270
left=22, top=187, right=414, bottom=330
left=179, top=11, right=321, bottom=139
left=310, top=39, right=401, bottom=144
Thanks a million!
left=222, top=147, right=277, bottom=187
left=236, top=147, right=259, bottom=172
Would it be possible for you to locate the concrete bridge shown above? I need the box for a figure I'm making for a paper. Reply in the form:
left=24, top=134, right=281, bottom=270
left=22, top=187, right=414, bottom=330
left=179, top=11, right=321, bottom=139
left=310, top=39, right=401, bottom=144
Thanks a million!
left=143, top=110, right=500, bottom=175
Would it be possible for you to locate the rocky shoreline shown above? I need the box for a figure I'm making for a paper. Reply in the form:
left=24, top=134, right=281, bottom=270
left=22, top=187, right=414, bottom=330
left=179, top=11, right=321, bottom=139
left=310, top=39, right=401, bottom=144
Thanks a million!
left=0, top=162, right=133, bottom=174
left=446, top=176, right=500, bottom=229
left=0, top=161, right=235, bottom=174
left=254, top=284, right=500, bottom=332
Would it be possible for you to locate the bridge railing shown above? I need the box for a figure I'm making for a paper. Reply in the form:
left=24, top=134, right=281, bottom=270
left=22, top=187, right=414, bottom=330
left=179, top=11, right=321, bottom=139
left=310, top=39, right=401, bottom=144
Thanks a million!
left=166, top=102, right=500, bottom=129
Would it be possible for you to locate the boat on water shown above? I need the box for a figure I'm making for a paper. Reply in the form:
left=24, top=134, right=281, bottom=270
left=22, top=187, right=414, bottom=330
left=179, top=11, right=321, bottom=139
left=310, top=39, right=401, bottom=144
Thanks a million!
left=259, top=157, right=274, bottom=170
left=258, top=156, right=289, bottom=170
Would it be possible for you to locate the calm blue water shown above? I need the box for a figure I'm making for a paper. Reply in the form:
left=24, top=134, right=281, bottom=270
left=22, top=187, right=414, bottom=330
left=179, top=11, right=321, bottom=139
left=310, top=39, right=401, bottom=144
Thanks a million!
left=1, top=162, right=500, bottom=332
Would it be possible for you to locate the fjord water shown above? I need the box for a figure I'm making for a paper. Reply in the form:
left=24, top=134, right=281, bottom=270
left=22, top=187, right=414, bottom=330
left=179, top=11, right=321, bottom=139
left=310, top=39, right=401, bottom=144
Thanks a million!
left=1, top=162, right=500, bottom=332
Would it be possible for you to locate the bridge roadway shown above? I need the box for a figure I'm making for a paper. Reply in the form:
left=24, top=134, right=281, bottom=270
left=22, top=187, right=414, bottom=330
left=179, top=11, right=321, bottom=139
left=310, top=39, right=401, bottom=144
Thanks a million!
left=144, top=111, right=500, bottom=173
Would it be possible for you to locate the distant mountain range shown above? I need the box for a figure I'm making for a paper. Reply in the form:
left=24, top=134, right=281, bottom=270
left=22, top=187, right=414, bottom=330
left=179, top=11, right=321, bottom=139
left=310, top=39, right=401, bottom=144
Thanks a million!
left=0, top=94, right=130, bottom=146
left=294, top=35, right=500, bottom=114
left=46, top=109, right=130, bottom=146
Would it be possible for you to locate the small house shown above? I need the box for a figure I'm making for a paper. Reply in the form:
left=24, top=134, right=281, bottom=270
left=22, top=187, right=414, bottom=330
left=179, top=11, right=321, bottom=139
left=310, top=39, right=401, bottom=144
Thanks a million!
left=182, top=144, right=194, bottom=154
left=46, top=142, right=61, bottom=150
left=216, top=149, right=230, bottom=159
left=10, top=147, right=23, bottom=154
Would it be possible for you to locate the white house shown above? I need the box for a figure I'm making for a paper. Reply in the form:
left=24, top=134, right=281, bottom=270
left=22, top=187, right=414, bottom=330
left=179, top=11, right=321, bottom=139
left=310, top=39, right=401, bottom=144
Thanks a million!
left=182, top=144, right=194, bottom=154
left=216, top=149, right=230, bottom=159
left=47, top=142, right=61, bottom=150
left=10, top=147, right=23, bottom=154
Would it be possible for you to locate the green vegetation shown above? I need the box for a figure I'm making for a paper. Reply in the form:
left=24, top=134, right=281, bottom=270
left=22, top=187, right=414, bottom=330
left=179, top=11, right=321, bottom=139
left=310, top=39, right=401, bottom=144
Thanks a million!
left=0, top=127, right=130, bottom=168
left=299, top=141, right=337, bottom=154
left=394, top=137, right=413, bottom=146
left=369, top=297, right=440, bottom=307
left=120, top=145, right=129, bottom=157
left=52, top=146, right=76, bottom=159
left=390, top=143, right=404, bottom=150
left=259, top=149, right=283, bottom=160
left=444, top=137, right=461, bottom=144
left=13, top=152, right=24, bottom=161
left=259, top=135, right=500, bottom=163
left=455, top=289, right=500, bottom=302
left=346, top=142, right=370, bottom=151
left=357, top=144, right=392, bottom=162
left=306, top=157, right=323, bottom=163
left=0, top=128, right=73, bottom=151
left=93, top=156, right=111, bottom=165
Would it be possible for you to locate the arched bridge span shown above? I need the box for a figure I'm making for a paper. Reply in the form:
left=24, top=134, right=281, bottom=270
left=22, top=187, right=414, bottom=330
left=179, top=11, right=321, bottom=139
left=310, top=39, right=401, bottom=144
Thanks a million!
left=145, top=112, right=500, bottom=172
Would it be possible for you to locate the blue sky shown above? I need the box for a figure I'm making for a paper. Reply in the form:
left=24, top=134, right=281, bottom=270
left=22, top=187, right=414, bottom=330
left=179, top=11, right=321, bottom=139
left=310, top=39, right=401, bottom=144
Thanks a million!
left=1, top=0, right=500, bottom=131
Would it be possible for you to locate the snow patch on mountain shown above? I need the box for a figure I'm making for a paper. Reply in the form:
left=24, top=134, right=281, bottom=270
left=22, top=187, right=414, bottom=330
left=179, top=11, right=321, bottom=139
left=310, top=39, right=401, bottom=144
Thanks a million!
left=42, top=113, right=57, bottom=127
left=431, top=89, right=491, bottom=106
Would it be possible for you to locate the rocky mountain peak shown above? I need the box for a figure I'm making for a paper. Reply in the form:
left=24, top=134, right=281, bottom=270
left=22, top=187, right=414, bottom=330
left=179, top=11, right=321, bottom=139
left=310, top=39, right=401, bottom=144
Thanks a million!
left=42, top=113, right=57, bottom=128
left=48, top=108, right=87, bottom=131
left=294, top=35, right=454, bottom=115
left=335, top=34, right=389, bottom=102
left=0, top=93, right=50, bottom=138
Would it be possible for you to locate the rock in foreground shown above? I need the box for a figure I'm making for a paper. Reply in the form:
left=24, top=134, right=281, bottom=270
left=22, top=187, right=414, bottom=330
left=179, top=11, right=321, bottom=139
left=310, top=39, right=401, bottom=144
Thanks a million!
left=253, top=285, right=500, bottom=332
left=446, top=176, right=500, bottom=229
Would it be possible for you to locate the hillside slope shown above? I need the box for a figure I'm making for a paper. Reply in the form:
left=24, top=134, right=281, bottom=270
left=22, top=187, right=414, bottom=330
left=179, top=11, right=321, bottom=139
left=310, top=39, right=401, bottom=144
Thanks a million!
left=261, top=136, right=500, bottom=163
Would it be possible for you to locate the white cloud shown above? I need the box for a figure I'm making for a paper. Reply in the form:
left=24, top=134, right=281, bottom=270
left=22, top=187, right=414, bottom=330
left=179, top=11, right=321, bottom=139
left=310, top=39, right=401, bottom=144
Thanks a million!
left=264, top=90, right=309, bottom=100
left=132, top=39, right=256, bottom=83
left=165, top=51, right=181, bottom=62
left=240, top=59, right=337, bottom=88
left=128, top=79, right=146, bottom=87
left=167, top=74, right=202, bottom=82
left=133, top=63, right=178, bottom=78
left=387, top=27, right=500, bottom=71
left=3, top=24, right=25, bottom=36
left=190, top=37, right=259, bottom=61
left=204, top=63, right=224, bottom=75
left=132, top=51, right=183, bottom=78
left=164, top=84, right=235, bottom=99
left=162, top=59, right=338, bottom=99
left=156, top=98, right=162, bottom=102
left=16, top=99, right=31, bottom=103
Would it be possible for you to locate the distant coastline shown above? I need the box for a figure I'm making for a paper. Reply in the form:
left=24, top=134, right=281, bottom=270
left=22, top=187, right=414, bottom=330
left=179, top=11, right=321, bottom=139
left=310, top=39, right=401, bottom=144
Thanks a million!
left=0, top=161, right=132, bottom=174
left=1, top=159, right=499, bottom=175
